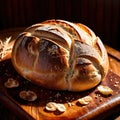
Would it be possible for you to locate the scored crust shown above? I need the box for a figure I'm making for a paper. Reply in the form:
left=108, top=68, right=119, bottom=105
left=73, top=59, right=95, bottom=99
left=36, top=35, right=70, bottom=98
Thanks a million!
left=11, top=19, right=109, bottom=91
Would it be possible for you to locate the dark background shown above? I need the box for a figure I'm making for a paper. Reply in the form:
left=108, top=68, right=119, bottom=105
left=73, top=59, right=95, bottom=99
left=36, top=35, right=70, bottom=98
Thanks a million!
left=0, top=0, right=120, bottom=51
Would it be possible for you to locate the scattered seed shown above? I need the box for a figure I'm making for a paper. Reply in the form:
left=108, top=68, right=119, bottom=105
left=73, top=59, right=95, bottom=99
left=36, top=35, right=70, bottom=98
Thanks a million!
left=45, top=102, right=66, bottom=112
left=99, top=98, right=102, bottom=102
left=78, top=96, right=93, bottom=105
left=56, top=103, right=66, bottom=112
left=45, top=102, right=57, bottom=112
left=4, top=78, right=19, bottom=88
left=97, top=85, right=113, bottom=95
left=19, top=90, right=37, bottom=101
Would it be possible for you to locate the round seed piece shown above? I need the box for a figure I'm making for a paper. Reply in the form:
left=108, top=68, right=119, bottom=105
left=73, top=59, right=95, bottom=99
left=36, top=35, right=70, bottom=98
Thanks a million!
left=97, top=85, right=113, bottom=95
left=45, top=102, right=57, bottom=112
left=56, top=103, right=66, bottom=112
left=19, top=90, right=37, bottom=101
left=78, top=96, right=93, bottom=105
left=4, top=78, right=19, bottom=88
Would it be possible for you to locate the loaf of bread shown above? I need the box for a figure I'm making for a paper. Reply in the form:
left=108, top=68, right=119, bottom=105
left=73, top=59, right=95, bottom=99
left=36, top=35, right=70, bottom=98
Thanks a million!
left=11, top=19, right=109, bottom=91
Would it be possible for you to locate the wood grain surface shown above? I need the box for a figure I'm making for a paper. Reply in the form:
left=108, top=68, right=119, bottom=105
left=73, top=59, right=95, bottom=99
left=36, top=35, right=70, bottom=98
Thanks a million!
left=0, top=28, right=120, bottom=120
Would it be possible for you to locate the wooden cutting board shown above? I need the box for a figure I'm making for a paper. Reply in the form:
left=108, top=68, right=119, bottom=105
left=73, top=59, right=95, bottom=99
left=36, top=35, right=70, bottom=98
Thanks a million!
left=0, top=58, right=120, bottom=120
left=0, top=28, right=120, bottom=119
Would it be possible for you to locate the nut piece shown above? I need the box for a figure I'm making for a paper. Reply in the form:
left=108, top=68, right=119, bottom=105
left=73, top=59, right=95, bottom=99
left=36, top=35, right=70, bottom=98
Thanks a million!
left=19, top=90, right=37, bottom=101
left=4, top=78, right=19, bottom=88
left=45, top=102, right=57, bottom=112
left=45, top=102, right=66, bottom=112
left=78, top=96, right=93, bottom=105
left=97, top=85, right=113, bottom=95
left=56, top=103, right=66, bottom=112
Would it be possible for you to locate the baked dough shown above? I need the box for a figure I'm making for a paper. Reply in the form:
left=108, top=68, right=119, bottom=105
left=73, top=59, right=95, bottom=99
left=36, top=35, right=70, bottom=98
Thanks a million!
left=11, top=19, right=109, bottom=91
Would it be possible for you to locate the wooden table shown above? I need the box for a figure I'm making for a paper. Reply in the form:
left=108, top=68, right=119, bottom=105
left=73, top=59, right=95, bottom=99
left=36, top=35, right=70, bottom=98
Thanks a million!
left=0, top=28, right=120, bottom=120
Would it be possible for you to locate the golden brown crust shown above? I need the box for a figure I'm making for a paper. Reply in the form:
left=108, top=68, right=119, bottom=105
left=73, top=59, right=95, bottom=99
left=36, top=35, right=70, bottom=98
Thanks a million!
left=11, top=19, right=109, bottom=91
